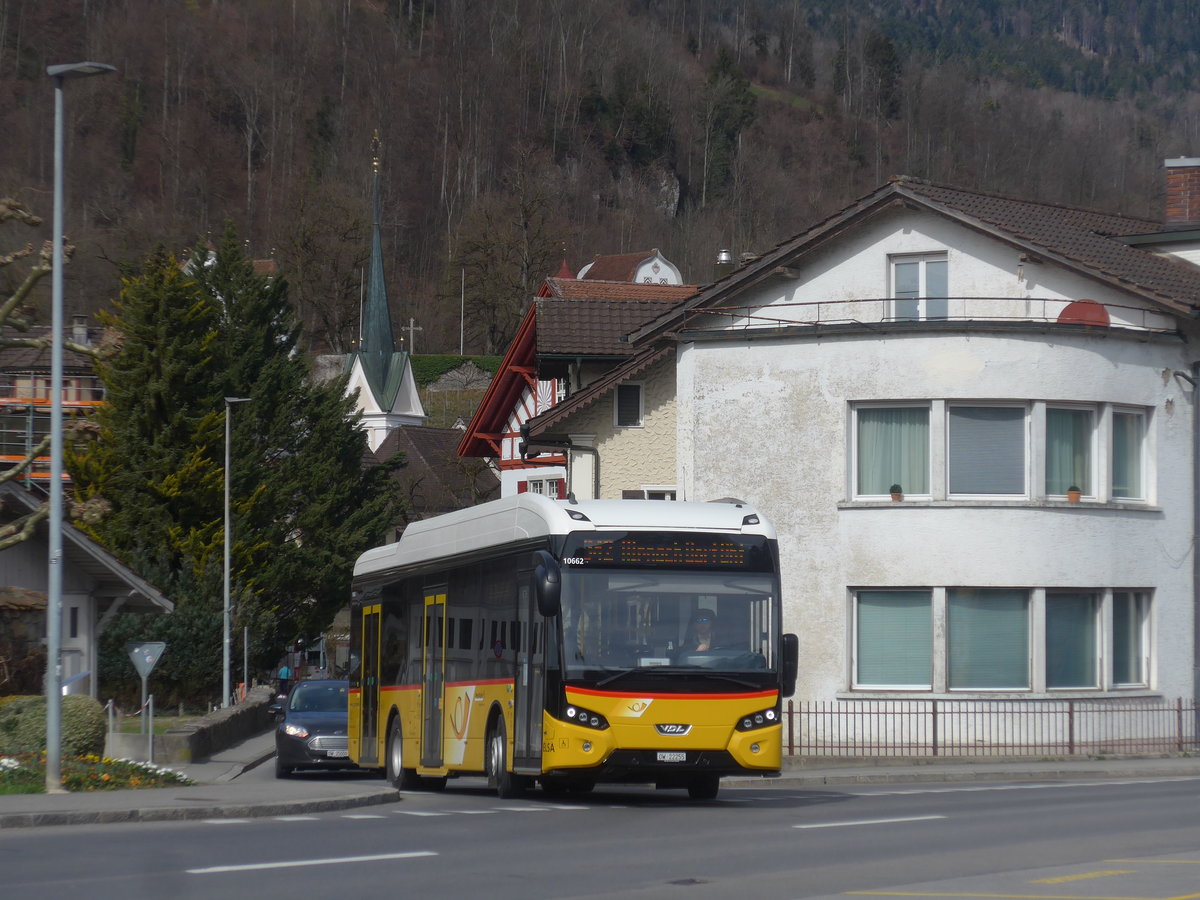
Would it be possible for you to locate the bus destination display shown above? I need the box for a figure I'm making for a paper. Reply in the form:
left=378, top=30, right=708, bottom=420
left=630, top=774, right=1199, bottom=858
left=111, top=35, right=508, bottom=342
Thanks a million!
left=562, top=532, right=772, bottom=571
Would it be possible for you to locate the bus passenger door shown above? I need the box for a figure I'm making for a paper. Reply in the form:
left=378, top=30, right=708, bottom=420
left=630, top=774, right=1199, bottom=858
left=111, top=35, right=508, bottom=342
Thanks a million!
left=359, top=604, right=381, bottom=766
left=421, top=592, right=447, bottom=768
left=513, top=578, right=544, bottom=774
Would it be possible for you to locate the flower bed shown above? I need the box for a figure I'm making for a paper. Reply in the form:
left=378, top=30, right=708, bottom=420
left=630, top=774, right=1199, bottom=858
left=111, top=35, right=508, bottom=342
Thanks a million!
left=0, top=752, right=193, bottom=793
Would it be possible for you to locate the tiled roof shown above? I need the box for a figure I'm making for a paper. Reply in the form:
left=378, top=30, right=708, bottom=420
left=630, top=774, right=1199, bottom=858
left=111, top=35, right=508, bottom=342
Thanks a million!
left=536, top=298, right=682, bottom=356
left=524, top=345, right=674, bottom=437
left=541, top=278, right=697, bottom=301
left=899, top=178, right=1200, bottom=311
left=375, top=425, right=499, bottom=516
left=0, top=326, right=99, bottom=371
left=627, top=176, right=1200, bottom=344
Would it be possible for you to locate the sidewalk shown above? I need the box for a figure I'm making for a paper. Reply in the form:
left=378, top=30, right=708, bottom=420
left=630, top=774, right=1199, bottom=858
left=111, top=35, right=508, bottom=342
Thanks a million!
left=0, top=730, right=400, bottom=830
left=2, top=733, right=1199, bottom=830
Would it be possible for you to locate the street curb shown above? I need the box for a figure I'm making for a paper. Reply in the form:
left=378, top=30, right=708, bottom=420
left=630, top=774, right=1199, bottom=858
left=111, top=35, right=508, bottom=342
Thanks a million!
left=0, top=788, right=402, bottom=830
left=731, top=766, right=1200, bottom=788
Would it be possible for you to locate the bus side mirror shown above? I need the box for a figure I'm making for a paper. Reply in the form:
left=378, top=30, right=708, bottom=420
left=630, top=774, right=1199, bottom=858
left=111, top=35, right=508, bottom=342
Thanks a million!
left=533, top=550, right=561, bottom=617
left=781, top=632, right=799, bottom=697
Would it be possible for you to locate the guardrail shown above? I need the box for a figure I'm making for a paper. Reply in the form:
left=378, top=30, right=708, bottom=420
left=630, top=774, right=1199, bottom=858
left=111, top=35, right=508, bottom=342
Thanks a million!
left=784, top=697, right=1200, bottom=757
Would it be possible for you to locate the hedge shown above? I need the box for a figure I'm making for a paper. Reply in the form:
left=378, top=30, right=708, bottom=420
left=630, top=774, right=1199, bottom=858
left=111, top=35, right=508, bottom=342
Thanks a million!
left=0, top=694, right=107, bottom=757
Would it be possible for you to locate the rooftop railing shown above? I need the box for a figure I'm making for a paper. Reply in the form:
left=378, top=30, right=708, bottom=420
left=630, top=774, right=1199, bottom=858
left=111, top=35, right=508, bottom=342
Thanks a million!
left=679, top=296, right=1177, bottom=336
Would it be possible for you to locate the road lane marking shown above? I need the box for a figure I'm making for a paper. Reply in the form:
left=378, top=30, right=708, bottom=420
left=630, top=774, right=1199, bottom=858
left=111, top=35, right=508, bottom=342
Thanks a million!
left=342, top=814, right=387, bottom=819
left=394, top=810, right=450, bottom=816
left=845, top=893, right=1176, bottom=899
left=201, top=819, right=251, bottom=825
left=1029, top=870, right=1134, bottom=884
left=273, top=816, right=318, bottom=821
left=858, top=778, right=1200, bottom=796
left=188, top=850, right=437, bottom=875
left=794, top=815, right=946, bottom=829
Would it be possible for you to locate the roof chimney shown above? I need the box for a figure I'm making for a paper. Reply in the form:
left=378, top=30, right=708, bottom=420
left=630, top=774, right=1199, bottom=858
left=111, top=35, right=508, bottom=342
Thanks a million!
left=715, top=248, right=734, bottom=281
left=1164, top=157, right=1200, bottom=228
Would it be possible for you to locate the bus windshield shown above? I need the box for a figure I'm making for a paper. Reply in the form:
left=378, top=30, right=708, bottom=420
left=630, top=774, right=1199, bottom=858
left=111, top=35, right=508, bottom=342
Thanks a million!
left=559, top=567, right=778, bottom=680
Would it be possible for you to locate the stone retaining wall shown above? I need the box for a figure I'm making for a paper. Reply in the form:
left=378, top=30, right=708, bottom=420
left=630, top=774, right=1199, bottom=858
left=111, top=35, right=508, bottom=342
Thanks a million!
left=104, top=685, right=275, bottom=764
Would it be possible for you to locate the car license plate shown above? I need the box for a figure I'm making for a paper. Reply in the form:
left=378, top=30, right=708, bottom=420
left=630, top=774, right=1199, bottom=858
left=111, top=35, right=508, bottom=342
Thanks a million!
left=656, top=751, right=686, bottom=763
left=326, top=749, right=349, bottom=758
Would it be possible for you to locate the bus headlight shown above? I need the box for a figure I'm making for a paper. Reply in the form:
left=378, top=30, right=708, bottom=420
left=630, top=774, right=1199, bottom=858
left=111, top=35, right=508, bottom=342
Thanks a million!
left=735, top=707, right=778, bottom=732
left=562, top=704, right=609, bottom=730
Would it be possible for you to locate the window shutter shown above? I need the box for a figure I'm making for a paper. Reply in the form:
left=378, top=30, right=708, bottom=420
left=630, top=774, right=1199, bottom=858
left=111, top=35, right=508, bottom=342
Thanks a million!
left=948, top=407, right=1024, bottom=494
left=622, top=489, right=645, bottom=499
left=517, top=481, right=528, bottom=493
left=556, top=479, right=566, bottom=499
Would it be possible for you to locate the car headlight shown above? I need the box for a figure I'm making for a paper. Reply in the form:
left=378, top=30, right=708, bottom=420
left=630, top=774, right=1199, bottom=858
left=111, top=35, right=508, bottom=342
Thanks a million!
left=283, top=723, right=310, bottom=738
left=734, top=707, right=779, bottom=732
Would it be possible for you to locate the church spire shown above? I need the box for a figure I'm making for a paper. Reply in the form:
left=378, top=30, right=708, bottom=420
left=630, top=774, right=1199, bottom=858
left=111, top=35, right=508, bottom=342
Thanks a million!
left=361, top=129, right=396, bottom=397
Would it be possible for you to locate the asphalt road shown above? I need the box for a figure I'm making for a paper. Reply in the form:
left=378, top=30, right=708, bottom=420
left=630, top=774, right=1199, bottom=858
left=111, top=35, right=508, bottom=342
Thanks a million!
left=2, top=770, right=1199, bottom=900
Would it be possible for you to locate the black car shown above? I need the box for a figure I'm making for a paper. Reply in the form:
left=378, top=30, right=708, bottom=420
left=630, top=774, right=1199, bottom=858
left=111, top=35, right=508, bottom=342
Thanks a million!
left=272, top=680, right=355, bottom=778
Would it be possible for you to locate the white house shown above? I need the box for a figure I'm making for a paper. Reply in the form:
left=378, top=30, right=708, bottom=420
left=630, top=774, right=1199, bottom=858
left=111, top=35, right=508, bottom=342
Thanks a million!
left=526, top=164, right=1200, bottom=739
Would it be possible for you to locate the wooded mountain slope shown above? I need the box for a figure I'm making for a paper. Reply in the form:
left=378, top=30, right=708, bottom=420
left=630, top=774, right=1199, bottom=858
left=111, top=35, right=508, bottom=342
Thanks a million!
left=3, top=0, right=1199, bottom=354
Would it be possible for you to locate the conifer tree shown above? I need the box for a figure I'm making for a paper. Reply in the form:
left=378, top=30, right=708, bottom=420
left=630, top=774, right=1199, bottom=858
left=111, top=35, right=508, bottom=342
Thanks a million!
left=74, top=228, right=403, bottom=704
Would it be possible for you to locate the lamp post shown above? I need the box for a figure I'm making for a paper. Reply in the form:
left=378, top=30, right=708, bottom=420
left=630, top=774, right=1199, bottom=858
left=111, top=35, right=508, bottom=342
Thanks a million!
left=223, top=397, right=251, bottom=708
left=45, top=61, right=116, bottom=794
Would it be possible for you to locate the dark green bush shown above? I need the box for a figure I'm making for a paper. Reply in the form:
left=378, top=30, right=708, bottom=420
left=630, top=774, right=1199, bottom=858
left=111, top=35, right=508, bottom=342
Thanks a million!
left=0, top=694, right=106, bottom=757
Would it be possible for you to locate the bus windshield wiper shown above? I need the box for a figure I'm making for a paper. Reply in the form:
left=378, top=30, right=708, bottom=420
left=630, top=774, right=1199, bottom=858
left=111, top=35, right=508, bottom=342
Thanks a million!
left=593, top=667, right=761, bottom=690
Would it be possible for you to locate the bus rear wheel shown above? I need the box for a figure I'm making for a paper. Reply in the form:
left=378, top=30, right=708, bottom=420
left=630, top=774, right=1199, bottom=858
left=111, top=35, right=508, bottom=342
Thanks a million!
left=487, top=718, right=523, bottom=799
left=687, top=775, right=720, bottom=800
left=385, top=718, right=421, bottom=790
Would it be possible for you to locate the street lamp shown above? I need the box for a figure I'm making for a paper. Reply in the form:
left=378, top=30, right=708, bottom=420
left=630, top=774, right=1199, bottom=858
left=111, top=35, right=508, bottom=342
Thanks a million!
left=45, top=60, right=116, bottom=794
left=223, top=397, right=251, bottom=708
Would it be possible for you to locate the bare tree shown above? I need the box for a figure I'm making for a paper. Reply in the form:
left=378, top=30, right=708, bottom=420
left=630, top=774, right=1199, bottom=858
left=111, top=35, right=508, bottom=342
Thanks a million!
left=0, top=198, right=100, bottom=551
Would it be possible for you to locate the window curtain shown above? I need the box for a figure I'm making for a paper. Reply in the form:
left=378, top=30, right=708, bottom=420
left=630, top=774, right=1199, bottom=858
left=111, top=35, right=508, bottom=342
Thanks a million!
left=948, top=589, right=1029, bottom=689
left=1045, top=593, right=1097, bottom=688
left=948, top=407, right=1024, bottom=494
left=1045, top=408, right=1092, bottom=494
left=1112, top=412, right=1143, bottom=499
left=857, top=407, right=929, bottom=495
left=1112, top=591, right=1146, bottom=685
left=856, top=591, right=932, bottom=686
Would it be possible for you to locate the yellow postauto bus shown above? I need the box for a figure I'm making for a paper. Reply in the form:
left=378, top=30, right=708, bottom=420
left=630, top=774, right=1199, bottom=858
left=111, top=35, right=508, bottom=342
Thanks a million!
left=348, top=494, right=798, bottom=800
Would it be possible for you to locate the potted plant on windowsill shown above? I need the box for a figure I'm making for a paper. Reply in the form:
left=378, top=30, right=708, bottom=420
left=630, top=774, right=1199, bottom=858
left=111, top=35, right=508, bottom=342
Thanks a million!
left=889, top=483, right=903, bottom=502
left=1067, top=485, right=1081, bottom=503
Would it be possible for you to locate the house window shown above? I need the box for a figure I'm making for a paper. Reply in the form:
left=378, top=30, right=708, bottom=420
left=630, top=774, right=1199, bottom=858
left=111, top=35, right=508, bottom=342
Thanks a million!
left=1045, top=592, right=1098, bottom=689
left=947, top=589, right=1029, bottom=689
left=948, top=405, right=1025, bottom=495
left=1112, top=591, right=1149, bottom=686
left=1046, top=407, right=1094, bottom=496
left=892, top=254, right=948, bottom=320
left=1112, top=410, right=1144, bottom=500
left=521, top=477, right=565, bottom=498
left=615, top=383, right=643, bottom=427
left=855, top=405, right=930, bottom=496
left=854, top=591, right=932, bottom=688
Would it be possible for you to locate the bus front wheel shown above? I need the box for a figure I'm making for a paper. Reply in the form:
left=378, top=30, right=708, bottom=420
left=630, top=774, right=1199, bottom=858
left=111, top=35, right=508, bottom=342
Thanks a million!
left=487, top=718, right=523, bottom=799
left=385, top=718, right=421, bottom=790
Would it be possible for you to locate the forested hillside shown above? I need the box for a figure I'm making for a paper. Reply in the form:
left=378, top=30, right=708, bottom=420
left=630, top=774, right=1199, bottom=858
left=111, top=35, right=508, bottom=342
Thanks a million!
left=3, top=0, right=1200, bottom=355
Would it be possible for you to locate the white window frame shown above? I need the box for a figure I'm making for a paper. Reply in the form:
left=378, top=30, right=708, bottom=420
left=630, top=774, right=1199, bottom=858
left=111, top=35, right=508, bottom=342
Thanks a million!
left=890, top=252, right=949, bottom=321
left=642, top=485, right=677, bottom=501
left=1110, top=590, right=1151, bottom=688
left=946, top=402, right=1028, bottom=498
left=1045, top=404, right=1096, bottom=499
left=1044, top=591, right=1100, bottom=690
left=614, top=382, right=644, bottom=428
left=1111, top=407, right=1147, bottom=501
left=851, top=402, right=932, bottom=499
left=851, top=590, right=933, bottom=689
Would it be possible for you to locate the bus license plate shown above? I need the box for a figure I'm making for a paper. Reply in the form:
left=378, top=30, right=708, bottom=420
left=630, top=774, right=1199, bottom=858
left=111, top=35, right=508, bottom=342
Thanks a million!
left=656, top=751, right=686, bottom=763
left=326, top=750, right=349, bottom=758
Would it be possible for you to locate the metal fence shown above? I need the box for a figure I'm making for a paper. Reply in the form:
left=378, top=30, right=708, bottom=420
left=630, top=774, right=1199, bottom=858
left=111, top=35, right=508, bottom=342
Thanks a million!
left=784, top=698, right=1200, bottom=757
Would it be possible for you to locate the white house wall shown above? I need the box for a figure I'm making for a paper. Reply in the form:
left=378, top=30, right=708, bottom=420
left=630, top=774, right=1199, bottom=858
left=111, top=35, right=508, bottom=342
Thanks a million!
left=706, top=208, right=1175, bottom=332
left=678, top=328, right=1196, bottom=702
left=675, top=204, right=1198, bottom=706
